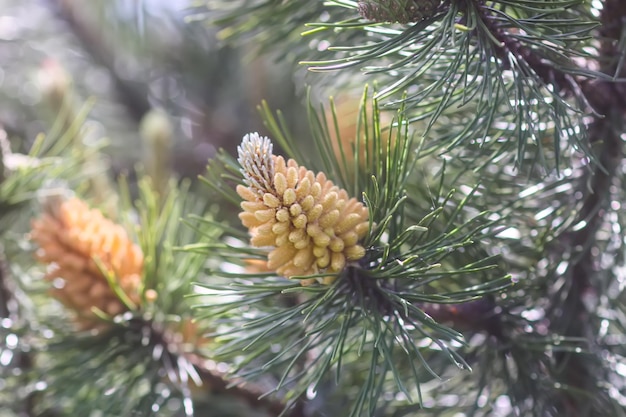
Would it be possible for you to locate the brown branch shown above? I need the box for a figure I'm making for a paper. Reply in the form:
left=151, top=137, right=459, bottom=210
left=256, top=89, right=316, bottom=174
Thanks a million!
left=184, top=352, right=306, bottom=417
left=145, top=320, right=307, bottom=417
left=0, top=245, right=11, bottom=319
left=473, top=0, right=626, bottom=413
left=554, top=0, right=626, bottom=328
left=551, top=112, right=623, bottom=411
left=547, top=3, right=626, bottom=411
left=420, top=297, right=503, bottom=338
left=457, top=3, right=626, bottom=413
left=42, top=0, right=152, bottom=122
left=474, top=1, right=625, bottom=115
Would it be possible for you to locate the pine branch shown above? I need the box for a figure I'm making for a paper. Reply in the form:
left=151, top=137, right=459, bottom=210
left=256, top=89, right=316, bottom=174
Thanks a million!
left=182, top=349, right=305, bottom=417
left=116, top=314, right=302, bottom=416
left=475, top=3, right=594, bottom=112
left=478, top=0, right=624, bottom=117
left=562, top=0, right=626, bottom=323
left=544, top=1, right=626, bottom=413
left=420, top=297, right=503, bottom=338
left=0, top=245, right=11, bottom=320
left=43, top=0, right=152, bottom=122
left=192, top=95, right=519, bottom=416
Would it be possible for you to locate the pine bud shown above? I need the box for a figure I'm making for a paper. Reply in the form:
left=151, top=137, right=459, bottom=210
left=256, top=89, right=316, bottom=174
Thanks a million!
left=358, top=0, right=441, bottom=23
left=236, top=133, right=369, bottom=285
left=37, top=59, right=71, bottom=106
left=30, top=196, right=143, bottom=327
left=140, top=109, right=173, bottom=199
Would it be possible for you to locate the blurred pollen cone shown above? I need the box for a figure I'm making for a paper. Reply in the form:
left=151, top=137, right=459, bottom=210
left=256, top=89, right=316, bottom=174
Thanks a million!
left=30, top=196, right=143, bottom=327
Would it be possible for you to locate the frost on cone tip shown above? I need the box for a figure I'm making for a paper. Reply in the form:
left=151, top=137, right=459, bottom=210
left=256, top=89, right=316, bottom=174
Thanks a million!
left=238, top=132, right=276, bottom=196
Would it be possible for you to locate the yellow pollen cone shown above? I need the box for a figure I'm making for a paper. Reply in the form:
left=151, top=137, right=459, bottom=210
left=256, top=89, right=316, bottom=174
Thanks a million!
left=237, top=133, right=370, bottom=284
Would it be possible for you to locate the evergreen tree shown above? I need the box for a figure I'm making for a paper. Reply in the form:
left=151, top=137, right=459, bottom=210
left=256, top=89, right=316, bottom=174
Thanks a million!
left=2, top=1, right=626, bottom=416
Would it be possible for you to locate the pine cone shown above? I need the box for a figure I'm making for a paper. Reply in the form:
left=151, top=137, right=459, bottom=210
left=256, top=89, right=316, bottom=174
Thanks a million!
left=31, top=196, right=143, bottom=326
left=358, top=0, right=441, bottom=23
left=236, top=133, right=369, bottom=285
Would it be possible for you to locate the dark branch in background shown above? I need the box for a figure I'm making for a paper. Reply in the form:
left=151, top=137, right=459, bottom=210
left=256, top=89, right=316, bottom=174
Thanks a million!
left=466, top=0, right=626, bottom=412
left=41, top=0, right=237, bottom=179
left=551, top=110, right=623, bottom=411
left=43, top=0, right=152, bottom=122
left=418, top=3, right=626, bottom=394
left=0, top=134, right=4, bottom=186
left=474, top=1, right=622, bottom=115
left=0, top=246, right=11, bottom=320
left=0, top=130, right=14, bottom=319
left=420, top=297, right=503, bottom=337
left=549, top=1, right=626, bottom=410
left=146, top=320, right=306, bottom=417
left=185, top=353, right=306, bottom=417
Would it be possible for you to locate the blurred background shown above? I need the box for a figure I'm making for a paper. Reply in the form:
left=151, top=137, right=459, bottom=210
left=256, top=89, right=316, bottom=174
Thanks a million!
left=3, top=2, right=617, bottom=417
left=0, top=0, right=312, bottom=182
left=0, top=3, right=317, bottom=414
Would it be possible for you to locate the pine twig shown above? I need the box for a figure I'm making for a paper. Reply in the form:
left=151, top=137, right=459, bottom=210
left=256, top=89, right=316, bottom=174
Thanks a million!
left=561, top=0, right=626, bottom=322
left=0, top=245, right=11, bottom=319
left=473, top=0, right=626, bottom=119
left=420, top=297, right=503, bottom=338
left=548, top=2, right=626, bottom=411
left=143, top=318, right=307, bottom=417
left=42, top=0, right=152, bottom=122
left=452, top=6, right=626, bottom=412
left=183, top=352, right=306, bottom=417
left=474, top=3, right=612, bottom=114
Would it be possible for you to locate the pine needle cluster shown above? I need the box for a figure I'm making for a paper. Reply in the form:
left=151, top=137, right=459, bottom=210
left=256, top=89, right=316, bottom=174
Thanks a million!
left=3, top=1, right=626, bottom=417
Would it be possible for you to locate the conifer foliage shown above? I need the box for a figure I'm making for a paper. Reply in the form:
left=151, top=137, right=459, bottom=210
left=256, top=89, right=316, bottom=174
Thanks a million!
left=2, top=1, right=626, bottom=417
